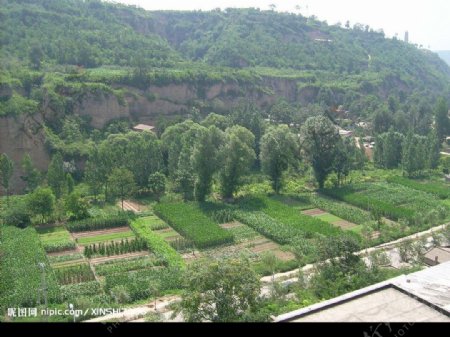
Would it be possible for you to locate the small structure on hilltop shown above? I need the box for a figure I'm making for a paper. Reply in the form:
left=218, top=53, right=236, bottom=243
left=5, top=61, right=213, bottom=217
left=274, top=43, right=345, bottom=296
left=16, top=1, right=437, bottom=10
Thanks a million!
left=132, top=124, right=155, bottom=133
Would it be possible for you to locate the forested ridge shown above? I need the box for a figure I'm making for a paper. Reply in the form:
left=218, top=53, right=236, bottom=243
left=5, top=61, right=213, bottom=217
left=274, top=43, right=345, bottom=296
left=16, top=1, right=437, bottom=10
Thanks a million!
left=1, top=0, right=450, bottom=118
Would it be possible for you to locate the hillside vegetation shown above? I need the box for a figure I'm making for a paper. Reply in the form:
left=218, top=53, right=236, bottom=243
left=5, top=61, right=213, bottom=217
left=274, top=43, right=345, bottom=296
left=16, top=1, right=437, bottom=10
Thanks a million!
left=1, top=0, right=449, bottom=121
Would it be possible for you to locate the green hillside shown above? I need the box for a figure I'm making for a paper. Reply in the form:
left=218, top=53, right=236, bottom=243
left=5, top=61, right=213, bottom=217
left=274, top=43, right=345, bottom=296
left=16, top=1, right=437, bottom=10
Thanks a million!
left=0, top=0, right=449, bottom=121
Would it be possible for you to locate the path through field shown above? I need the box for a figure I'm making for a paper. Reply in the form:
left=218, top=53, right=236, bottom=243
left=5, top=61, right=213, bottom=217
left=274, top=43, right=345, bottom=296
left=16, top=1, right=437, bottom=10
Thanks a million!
left=118, top=200, right=147, bottom=213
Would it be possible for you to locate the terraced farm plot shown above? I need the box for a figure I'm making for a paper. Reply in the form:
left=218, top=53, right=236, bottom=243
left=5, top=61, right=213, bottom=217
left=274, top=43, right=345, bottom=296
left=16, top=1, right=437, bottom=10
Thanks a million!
left=205, top=221, right=295, bottom=261
left=144, top=214, right=170, bottom=230
left=301, top=208, right=358, bottom=230
left=154, top=202, right=234, bottom=248
left=72, top=227, right=135, bottom=245
left=37, top=226, right=76, bottom=253
left=322, top=182, right=448, bottom=222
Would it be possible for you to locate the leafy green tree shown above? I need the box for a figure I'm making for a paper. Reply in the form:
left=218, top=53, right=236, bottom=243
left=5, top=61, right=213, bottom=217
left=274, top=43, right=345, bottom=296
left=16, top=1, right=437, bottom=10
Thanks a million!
left=2, top=199, right=31, bottom=228
left=108, top=168, right=136, bottom=210
left=301, top=116, right=340, bottom=188
left=0, top=153, right=14, bottom=203
left=230, top=102, right=265, bottom=161
left=401, top=132, right=427, bottom=177
left=192, top=126, right=224, bottom=201
left=434, top=97, right=449, bottom=142
left=372, top=106, right=393, bottom=134
left=260, top=125, right=299, bottom=193
left=47, top=153, right=66, bottom=198
left=66, top=173, right=75, bottom=194
left=374, top=130, right=405, bottom=168
left=148, top=172, right=166, bottom=201
left=179, top=258, right=261, bottom=322
left=427, top=130, right=441, bottom=169
left=20, top=153, right=41, bottom=192
left=29, top=43, right=44, bottom=70
left=201, top=113, right=230, bottom=130
left=84, top=159, right=103, bottom=201
left=161, top=120, right=202, bottom=178
left=219, top=126, right=256, bottom=199
left=27, top=187, right=55, bottom=222
left=65, top=192, right=89, bottom=220
left=269, top=99, right=294, bottom=124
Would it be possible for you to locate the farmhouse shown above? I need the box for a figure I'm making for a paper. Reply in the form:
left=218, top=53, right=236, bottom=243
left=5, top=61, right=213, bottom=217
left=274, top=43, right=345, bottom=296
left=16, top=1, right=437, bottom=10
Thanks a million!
left=274, top=261, right=450, bottom=322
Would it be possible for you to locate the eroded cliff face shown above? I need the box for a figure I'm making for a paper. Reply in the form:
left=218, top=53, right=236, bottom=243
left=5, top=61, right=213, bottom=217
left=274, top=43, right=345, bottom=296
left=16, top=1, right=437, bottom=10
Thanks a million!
left=2, top=77, right=306, bottom=194
left=0, top=114, right=49, bottom=195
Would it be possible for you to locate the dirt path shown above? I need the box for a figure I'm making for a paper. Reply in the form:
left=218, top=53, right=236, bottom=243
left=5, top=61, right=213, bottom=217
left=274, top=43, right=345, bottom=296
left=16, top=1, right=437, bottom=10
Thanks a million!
left=118, top=200, right=147, bottom=213
left=302, top=208, right=327, bottom=216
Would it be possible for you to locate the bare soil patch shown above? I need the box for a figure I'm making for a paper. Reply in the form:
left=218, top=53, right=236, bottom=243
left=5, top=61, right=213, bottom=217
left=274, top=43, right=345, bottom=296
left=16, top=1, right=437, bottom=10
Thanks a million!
left=72, top=226, right=131, bottom=239
left=118, top=200, right=148, bottom=213
left=332, top=220, right=357, bottom=230
left=272, top=249, right=295, bottom=261
left=89, top=251, right=150, bottom=265
left=219, top=221, right=243, bottom=229
left=302, top=208, right=327, bottom=216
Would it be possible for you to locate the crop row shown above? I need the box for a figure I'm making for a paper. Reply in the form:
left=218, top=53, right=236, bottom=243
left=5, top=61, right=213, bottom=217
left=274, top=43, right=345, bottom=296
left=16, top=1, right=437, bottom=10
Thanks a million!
left=84, top=238, right=147, bottom=258
left=233, top=210, right=305, bottom=245
left=60, top=281, right=102, bottom=301
left=94, top=256, right=167, bottom=276
left=310, top=194, right=372, bottom=225
left=48, top=253, right=85, bottom=265
left=154, top=203, right=234, bottom=249
left=43, top=241, right=77, bottom=253
left=239, top=196, right=343, bottom=237
left=321, top=184, right=422, bottom=222
left=66, top=216, right=130, bottom=232
left=53, top=263, right=95, bottom=285
left=130, top=217, right=184, bottom=268
left=387, top=176, right=450, bottom=199
left=0, top=226, right=60, bottom=309
left=104, top=267, right=183, bottom=302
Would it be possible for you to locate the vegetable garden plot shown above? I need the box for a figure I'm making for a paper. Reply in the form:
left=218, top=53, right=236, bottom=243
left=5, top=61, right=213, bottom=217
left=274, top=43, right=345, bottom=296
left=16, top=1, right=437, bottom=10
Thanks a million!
left=76, top=229, right=136, bottom=245
left=387, top=176, right=450, bottom=199
left=154, top=202, right=234, bottom=248
left=37, top=226, right=76, bottom=253
left=53, top=263, right=96, bottom=285
left=0, top=226, right=60, bottom=309
left=322, top=182, right=449, bottom=222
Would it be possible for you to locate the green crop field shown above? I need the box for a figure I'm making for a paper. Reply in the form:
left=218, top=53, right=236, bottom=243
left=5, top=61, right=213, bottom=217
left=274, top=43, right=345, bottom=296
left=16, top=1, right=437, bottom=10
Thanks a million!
left=37, top=226, right=76, bottom=253
left=322, top=182, right=449, bottom=224
left=76, top=230, right=135, bottom=245
left=154, top=202, right=234, bottom=248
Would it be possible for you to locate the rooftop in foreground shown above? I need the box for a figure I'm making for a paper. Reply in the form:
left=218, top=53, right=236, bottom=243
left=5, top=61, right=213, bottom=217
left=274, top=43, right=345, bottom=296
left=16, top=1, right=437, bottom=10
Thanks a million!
left=275, top=261, right=450, bottom=322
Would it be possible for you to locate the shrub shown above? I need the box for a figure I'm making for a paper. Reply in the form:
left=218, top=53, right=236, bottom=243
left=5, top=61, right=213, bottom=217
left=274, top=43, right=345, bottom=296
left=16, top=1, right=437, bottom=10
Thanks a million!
left=66, top=215, right=129, bottom=232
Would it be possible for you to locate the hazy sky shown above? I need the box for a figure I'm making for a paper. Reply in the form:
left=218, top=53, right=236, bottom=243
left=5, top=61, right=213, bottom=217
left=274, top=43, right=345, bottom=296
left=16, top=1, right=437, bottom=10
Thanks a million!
left=111, top=0, right=450, bottom=50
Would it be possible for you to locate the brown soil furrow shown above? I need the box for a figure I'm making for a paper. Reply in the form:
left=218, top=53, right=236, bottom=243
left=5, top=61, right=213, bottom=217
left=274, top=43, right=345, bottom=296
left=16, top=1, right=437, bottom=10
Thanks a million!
left=302, top=208, right=326, bottom=216
left=72, top=226, right=131, bottom=238
left=89, top=251, right=150, bottom=265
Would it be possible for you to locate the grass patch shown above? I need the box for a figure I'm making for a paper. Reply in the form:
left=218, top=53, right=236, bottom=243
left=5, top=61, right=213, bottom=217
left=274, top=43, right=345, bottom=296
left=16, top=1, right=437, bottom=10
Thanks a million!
left=315, top=213, right=343, bottom=223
